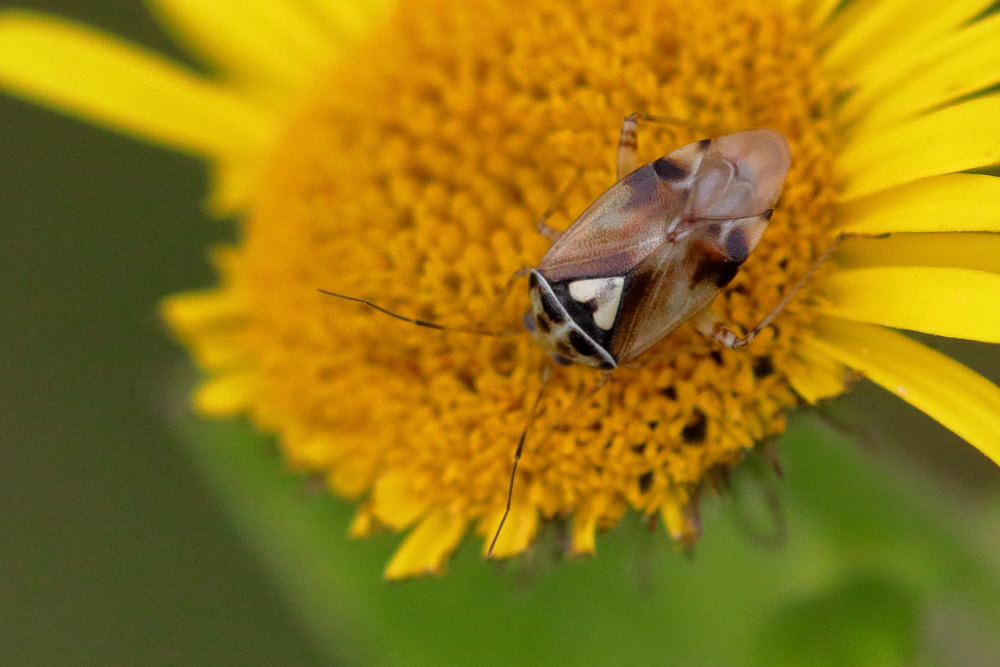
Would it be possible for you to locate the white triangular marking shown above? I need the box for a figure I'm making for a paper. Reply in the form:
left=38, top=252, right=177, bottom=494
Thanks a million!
left=568, top=277, right=625, bottom=331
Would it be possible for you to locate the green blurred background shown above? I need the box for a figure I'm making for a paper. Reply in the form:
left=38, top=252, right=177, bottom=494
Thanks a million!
left=2, top=2, right=999, bottom=665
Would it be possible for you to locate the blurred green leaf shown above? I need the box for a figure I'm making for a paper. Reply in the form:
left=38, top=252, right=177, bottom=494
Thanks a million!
left=175, top=399, right=1000, bottom=666
left=751, top=574, right=918, bottom=667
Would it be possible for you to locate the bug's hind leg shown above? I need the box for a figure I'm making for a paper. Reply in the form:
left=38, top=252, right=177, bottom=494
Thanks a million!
left=693, top=232, right=859, bottom=349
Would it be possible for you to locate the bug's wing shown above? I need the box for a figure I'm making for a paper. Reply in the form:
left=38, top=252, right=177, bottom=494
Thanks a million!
left=611, top=129, right=791, bottom=362
left=537, top=163, right=688, bottom=282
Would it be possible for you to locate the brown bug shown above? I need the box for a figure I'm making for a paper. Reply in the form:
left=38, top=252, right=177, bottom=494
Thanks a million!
left=321, top=113, right=794, bottom=559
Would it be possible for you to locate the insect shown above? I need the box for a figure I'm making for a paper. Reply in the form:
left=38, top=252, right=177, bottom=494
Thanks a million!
left=320, top=112, right=793, bottom=559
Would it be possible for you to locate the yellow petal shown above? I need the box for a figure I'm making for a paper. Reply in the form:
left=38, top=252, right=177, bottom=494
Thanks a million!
left=835, top=174, right=1000, bottom=233
left=479, top=503, right=539, bottom=558
left=0, top=12, right=274, bottom=158
left=846, top=14, right=1000, bottom=132
left=836, top=233, right=1000, bottom=274
left=800, top=0, right=843, bottom=30
left=149, top=0, right=336, bottom=95
left=208, top=158, right=259, bottom=215
left=820, top=0, right=990, bottom=74
left=786, top=341, right=854, bottom=403
left=820, top=267, right=1000, bottom=342
left=383, top=508, right=466, bottom=579
left=660, top=498, right=698, bottom=542
left=571, top=494, right=609, bottom=554
left=820, top=0, right=909, bottom=69
left=370, top=470, right=430, bottom=530
left=810, top=317, right=1000, bottom=465
left=298, top=0, right=397, bottom=49
left=194, top=371, right=255, bottom=416
left=838, top=96, right=1000, bottom=200
left=825, top=0, right=993, bottom=80
left=161, top=289, right=247, bottom=335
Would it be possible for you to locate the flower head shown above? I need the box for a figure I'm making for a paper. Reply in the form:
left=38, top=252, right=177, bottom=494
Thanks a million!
left=3, top=0, right=998, bottom=579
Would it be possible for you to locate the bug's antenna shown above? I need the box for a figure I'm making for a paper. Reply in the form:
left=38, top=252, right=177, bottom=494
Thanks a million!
left=317, top=289, right=521, bottom=337
left=487, top=365, right=552, bottom=558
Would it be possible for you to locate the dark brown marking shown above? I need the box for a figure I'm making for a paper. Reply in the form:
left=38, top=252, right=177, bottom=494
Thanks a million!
left=652, top=157, right=687, bottom=181
left=725, top=227, right=749, bottom=262
left=569, top=329, right=600, bottom=358
left=548, top=280, right=615, bottom=351
left=553, top=353, right=573, bottom=366
left=540, top=290, right=566, bottom=323
left=681, top=410, right=707, bottom=444
left=698, top=138, right=712, bottom=151
left=691, top=254, right=742, bottom=288
left=536, top=314, right=551, bottom=333
left=660, top=386, right=677, bottom=400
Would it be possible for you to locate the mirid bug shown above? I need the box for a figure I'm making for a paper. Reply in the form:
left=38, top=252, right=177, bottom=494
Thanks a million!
left=320, top=112, right=794, bottom=559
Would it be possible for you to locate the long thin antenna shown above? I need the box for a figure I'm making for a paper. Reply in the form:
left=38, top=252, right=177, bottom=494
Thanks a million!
left=487, top=365, right=552, bottom=558
left=317, top=289, right=521, bottom=337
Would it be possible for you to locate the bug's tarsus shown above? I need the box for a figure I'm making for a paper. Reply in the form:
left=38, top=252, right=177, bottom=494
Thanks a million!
left=487, top=365, right=552, bottom=559
left=317, top=288, right=522, bottom=337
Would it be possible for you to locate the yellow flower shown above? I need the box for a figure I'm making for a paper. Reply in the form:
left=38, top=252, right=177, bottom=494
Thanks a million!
left=3, top=0, right=998, bottom=579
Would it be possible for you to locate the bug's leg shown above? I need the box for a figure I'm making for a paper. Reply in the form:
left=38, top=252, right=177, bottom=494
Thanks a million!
left=617, top=113, right=642, bottom=179
left=694, top=232, right=856, bottom=349
left=487, top=363, right=553, bottom=559
left=473, top=267, right=531, bottom=327
left=620, top=112, right=724, bottom=180
left=535, top=171, right=583, bottom=241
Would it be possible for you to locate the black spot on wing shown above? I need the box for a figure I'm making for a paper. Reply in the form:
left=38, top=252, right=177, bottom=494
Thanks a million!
left=725, top=228, right=749, bottom=262
left=652, top=157, right=687, bottom=181
left=691, top=255, right=742, bottom=288
left=697, top=138, right=712, bottom=151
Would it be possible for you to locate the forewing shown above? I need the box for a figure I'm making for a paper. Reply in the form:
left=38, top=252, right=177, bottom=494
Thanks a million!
left=538, top=163, right=687, bottom=282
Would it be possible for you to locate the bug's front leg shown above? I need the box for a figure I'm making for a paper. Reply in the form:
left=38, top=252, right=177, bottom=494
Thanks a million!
left=618, top=112, right=721, bottom=180
left=617, top=113, right=642, bottom=179
left=535, top=171, right=583, bottom=241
